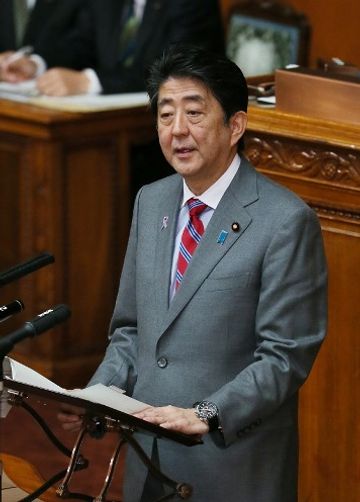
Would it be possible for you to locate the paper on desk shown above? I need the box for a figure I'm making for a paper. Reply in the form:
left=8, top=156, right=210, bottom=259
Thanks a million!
left=28, top=92, right=150, bottom=112
left=4, top=357, right=148, bottom=414
left=256, top=95, right=276, bottom=106
left=0, top=85, right=149, bottom=111
left=0, top=79, right=39, bottom=97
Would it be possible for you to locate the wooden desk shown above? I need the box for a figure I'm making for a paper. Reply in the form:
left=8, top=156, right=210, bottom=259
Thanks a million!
left=0, top=98, right=156, bottom=387
left=245, top=104, right=360, bottom=502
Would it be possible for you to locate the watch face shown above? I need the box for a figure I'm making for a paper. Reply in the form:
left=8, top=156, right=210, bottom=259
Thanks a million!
left=198, top=401, right=218, bottom=418
left=195, top=401, right=220, bottom=432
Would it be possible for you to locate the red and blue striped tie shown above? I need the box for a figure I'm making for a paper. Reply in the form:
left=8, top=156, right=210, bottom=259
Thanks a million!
left=175, top=198, right=207, bottom=291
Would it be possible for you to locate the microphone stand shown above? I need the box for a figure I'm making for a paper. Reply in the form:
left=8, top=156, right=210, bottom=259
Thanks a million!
left=56, top=415, right=193, bottom=501
left=4, top=391, right=90, bottom=502
left=3, top=389, right=193, bottom=502
left=0, top=325, right=89, bottom=502
left=2, top=347, right=195, bottom=501
left=0, top=347, right=86, bottom=502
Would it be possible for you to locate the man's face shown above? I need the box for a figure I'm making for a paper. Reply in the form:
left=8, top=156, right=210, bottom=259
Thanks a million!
left=157, top=77, right=246, bottom=195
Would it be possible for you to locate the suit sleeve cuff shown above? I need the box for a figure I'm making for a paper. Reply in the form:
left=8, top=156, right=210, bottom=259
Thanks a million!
left=29, top=54, right=46, bottom=77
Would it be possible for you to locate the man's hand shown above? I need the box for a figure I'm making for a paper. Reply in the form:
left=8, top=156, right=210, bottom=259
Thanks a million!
left=133, top=405, right=209, bottom=436
left=0, top=51, right=15, bottom=80
left=0, top=54, right=37, bottom=82
left=0, top=51, right=14, bottom=65
left=57, top=403, right=85, bottom=432
left=36, top=68, right=90, bottom=96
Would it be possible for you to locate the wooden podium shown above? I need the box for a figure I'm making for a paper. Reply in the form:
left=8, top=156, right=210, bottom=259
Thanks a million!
left=0, top=98, right=156, bottom=387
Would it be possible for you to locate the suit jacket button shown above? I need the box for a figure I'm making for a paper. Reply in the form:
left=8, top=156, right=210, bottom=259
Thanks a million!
left=157, top=357, right=168, bottom=368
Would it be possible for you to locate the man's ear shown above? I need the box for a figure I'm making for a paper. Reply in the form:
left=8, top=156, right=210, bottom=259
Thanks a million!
left=230, top=111, right=247, bottom=147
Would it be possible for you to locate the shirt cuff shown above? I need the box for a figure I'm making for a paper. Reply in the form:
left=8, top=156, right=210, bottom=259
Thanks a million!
left=83, top=68, right=103, bottom=95
left=29, top=54, right=46, bottom=77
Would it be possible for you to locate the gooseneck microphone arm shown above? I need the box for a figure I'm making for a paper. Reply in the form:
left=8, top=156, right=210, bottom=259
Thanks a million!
left=0, top=304, right=71, bottom=358
left=0, top=252, right=54, bottom=287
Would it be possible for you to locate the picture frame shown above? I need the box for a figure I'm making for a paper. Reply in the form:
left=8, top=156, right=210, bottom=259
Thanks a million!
left=226, top=1, right=310, bottom=77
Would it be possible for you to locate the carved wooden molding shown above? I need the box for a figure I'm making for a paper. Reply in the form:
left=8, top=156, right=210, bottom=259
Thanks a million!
left=245, top=136, right=360, bottom=188
left=311, top=204, right=360, bottom=222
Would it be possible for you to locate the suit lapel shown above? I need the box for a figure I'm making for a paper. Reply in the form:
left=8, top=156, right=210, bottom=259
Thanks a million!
left=159, top=158, right=259, bottom=336
left=154, top=176, right=183, bottom=318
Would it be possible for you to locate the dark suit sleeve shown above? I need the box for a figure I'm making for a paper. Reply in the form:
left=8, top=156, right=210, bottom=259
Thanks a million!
left=96, top=0, right=225, bottom=94
left=28, top=0, right=97, bottom=70
left=207, top=205, right=327, bottom=446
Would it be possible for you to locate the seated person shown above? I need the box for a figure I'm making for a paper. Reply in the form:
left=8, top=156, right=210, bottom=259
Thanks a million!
left=0, top=0, right=89, bottom=81
left=0, top=0, right=225, bottom=96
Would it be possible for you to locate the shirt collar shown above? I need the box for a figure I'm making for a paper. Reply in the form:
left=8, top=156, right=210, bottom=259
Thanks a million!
left=181, top=154, right=241, bottom=210
left=134, top=0, right=146, bottom=19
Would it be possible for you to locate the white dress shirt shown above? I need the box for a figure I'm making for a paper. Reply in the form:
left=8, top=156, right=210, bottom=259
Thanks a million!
left=26, top=0, right=36, bottom=9
left=169, top=154, right=241, bottom=300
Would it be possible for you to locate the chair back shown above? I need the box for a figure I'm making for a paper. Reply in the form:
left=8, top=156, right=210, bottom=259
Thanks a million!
left=226, top=0, right=310, bottom=77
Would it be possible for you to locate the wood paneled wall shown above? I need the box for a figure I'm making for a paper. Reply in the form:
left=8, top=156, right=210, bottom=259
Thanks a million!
left=220, top=0, right=360, bottom=67
left=245, top=105, right=360, bottom=502
left=0, top=100, right=156, bottom=388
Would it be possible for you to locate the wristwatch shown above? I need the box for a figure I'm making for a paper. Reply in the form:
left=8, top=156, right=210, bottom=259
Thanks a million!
left=193, top=400, right=220, bottom=432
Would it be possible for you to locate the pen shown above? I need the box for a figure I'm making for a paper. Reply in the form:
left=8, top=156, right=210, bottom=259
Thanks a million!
left=3, top=45, right=34, bottom=65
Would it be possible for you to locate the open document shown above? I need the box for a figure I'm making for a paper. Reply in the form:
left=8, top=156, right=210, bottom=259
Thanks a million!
left=2, top=357, right=148, bottom=415
left=0, top=79, right=39, bottom=100
left=0, top=81, right=149, bottom=111
left=29, top=92, right=150, bottom=111
left=1, top=358, right=201, bottom=447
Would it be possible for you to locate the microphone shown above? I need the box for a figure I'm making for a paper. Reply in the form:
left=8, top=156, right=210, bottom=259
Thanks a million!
left=0, top=252, right=55, bottom=287
left=0, top=304, right=71, bottom=356
left=0, top=299, right=24, bottom=323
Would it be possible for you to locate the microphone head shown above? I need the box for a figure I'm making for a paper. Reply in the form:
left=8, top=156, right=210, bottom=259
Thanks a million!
left=0, top=299, right=24, bottom=323
left=27, top=304, right=71, bottom=336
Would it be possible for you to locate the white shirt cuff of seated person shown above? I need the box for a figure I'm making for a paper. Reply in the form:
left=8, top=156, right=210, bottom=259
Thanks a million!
left=29, top=54, right=46, bottom=77
left=83, top=68, right=103, bottom=95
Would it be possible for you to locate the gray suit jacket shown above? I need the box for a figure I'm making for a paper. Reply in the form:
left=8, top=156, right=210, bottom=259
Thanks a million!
left=90, top=158, right=327, bottom=502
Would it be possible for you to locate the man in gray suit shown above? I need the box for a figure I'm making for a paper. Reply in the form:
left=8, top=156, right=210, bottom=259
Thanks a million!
left=61, top=46, right=327, bottom=501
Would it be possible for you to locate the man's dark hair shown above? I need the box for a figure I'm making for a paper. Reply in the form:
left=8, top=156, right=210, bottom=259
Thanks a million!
left=146, top=44, right=248, bottom=151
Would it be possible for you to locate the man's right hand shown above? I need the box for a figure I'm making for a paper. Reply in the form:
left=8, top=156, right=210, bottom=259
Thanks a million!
left=0, top=51, right=14, bottom=80
left=0, top=55, right=37, bottom=82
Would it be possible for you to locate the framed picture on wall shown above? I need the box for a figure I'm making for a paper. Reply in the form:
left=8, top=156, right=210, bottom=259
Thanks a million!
left=226, top=1, right=310, bottom=77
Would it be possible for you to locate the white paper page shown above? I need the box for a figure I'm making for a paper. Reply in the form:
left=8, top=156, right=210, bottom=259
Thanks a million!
left=69, top=384, right=148, bottom=414
left=0, top=79, right=39, bottom=97
left=6, top=357, right=64, bottom=392
left=5, top=358, right=148, bottom=415
left=256, top=95, right=276, bottom=106
left=29, top=92, right=149, bottom=112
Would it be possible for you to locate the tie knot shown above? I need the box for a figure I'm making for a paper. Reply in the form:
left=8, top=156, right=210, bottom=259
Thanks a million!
left=187, top=198, right=207, bottom=218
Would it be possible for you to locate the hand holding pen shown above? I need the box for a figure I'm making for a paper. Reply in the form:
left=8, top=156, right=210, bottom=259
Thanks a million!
left=0, top=45, right=36, bottom=83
